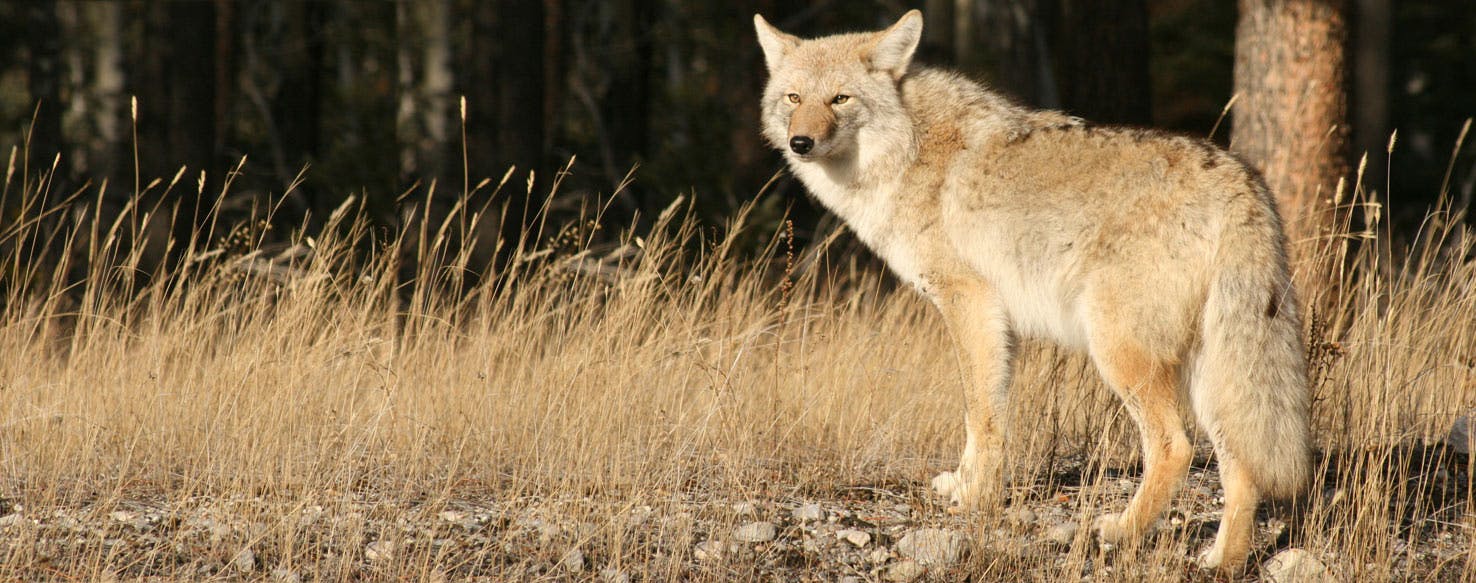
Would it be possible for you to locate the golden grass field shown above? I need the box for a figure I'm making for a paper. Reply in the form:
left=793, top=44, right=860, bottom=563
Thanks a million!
left=0, top=147, right=1473, bottom=581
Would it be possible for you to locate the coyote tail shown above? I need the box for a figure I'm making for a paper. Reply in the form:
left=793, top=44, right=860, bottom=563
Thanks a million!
left=1190, top=202, right=1312, bottom=499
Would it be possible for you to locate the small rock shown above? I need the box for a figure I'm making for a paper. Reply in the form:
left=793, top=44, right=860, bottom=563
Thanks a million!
left=1450, top=414, right=1473, bottom=456
left=1263, top=548, right=1335, bottom=583
left=365, top=540, right=394, bottom=562
left=599, top=567, right=631, bottom=583
left=1045, top=521, right=1078, bottom=546
left=837, top=529, right=871, bottom=548
left=885, top=558, right=926, bottom=582
left=731, top=501, right=758, bottom=516
left=694, top=540, right=724, bottom=561
left=232, top=549, right=256, bottom=572
left=791, top=503, right=825, bottom=523
left=896, top=528, right=967, bottom=565
left=559, top=549, right=585, bottom=572
left=270, top=567, right=301, bottom=583
left=733, top=521, right=777, bottom=543
left=1006, top=507, right=1037, bottom=527
left=438, top=510, right=466, bottom=523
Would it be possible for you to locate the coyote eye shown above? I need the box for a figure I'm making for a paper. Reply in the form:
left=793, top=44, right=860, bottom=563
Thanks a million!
left=785, top=93, right=800, bottom=104
left=832, top=94, right=850, bottom=105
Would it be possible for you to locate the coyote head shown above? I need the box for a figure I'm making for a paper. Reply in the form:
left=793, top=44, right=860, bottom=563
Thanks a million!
left=754, top=11, right=922, bottom=163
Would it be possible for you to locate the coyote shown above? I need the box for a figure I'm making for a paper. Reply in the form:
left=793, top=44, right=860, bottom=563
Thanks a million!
left=754, top=10, right=1311, bottom=571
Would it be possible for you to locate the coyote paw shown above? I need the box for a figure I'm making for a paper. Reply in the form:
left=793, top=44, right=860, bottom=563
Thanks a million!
left=1092, top=513, right=1128, bottom=545
left=932, top=471, right=1000, bottom=513
left=931, top=471, right=963, bottom=498
left=1196, top=544, right=1225, bottom=570
left=1196, top=541, right=1249, bottom=574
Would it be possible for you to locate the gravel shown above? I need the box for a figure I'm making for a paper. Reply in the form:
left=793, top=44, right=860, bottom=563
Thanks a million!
left=4, top=457, right=1466, bottom=581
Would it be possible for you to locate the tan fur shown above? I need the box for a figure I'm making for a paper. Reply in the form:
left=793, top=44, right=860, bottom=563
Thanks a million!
left=755, top=11, right=1312, bottom=573
left=789, top=100, right=836, bottom=143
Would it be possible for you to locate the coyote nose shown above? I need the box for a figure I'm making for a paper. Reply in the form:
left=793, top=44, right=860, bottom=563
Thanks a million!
left=789, top=136, right=814, bottom=155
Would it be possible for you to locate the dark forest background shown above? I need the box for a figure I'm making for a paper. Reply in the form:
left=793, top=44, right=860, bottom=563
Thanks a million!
left=0, top=0, right=1473, bottom=272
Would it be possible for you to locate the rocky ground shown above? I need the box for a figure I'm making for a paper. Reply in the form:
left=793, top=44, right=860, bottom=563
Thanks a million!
left=2, top=455, right=1470, bottom=581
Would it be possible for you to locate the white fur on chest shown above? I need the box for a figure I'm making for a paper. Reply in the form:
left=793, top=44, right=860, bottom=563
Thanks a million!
left=789, top=162, right=929, bottom=291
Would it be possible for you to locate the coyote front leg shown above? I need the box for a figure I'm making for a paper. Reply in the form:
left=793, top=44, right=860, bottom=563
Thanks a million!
left=930, top=281, right=1014, bottom=512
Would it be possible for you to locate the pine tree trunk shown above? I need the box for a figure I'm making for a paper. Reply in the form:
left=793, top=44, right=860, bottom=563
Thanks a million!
left=59, top=1, right=126, bottom=185
left=396, top=0, right=454, bottom=188
left=1232, top=0, right=1350, bottom=230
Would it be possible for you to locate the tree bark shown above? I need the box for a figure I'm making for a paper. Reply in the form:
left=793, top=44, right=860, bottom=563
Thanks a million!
left=978, top=0, right=1057, bottom=108
left=396, top=0, right=454, bottom=188
left=1232, top=0, right=1350, bottom=229
left=493, top=0, right=547, bottom=179
left=1054, top=0, right=1152, bottom=125
left=59, top=1, right=126, bottom=185
left=601, top=0, right=656, bottom=187
left=271, top=1, right=328, bottom=187
left=1352, top=0, right=1389, bottom=190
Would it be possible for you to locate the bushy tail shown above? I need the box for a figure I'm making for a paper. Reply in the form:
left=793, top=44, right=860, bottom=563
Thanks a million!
left=1190, top=212, right=1312, bottom=500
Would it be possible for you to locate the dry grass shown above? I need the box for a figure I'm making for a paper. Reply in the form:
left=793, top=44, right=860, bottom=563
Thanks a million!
left=0, top=146, right=1473, bottom=581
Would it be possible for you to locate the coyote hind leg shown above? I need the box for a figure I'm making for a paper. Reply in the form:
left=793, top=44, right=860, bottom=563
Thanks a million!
left=1090, top=339, right=1193, bottom=543
left=929, top=281, right=1013, bottom=512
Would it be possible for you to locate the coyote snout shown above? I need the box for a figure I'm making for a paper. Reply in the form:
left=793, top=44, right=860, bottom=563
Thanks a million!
left=755, top=9, right=1311, bottom=575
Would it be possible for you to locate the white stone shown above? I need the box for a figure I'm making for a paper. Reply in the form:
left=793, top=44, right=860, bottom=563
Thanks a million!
left=1450, top=414, right=1473, bottom=456
left=365, top=540, right=394, bottom=562
left=733, top=521, right=777, bottom=543
left=559, top=549, right=585, bottom=572
left=1045, top=521, right=1078, bottom=546
left=837, top=529, right=871, bottom=548
left=791, top=503, right=825, bottom=523
left=694, top=540, right=724, bottom=561
left=1005, top=507, right=1037, bottom=526
left=438, top=510, right=466, bottom=523
left=1263, top=548, right=1335, bottom=583
left=895, top=528, right=966, bottom=565
left=232, top=549, right=255, bottom=572
left=885, top=559, right=926, bottom=582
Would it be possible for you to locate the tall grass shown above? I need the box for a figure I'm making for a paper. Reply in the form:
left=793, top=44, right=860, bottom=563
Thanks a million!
left=0, top=141, right=1472, bottom=581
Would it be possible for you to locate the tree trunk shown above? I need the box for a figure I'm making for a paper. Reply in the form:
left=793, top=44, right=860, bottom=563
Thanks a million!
left=1054, top=0, right=1152, bottom=125
left=1352, top=0, right=1389, bottom=191
left=493, top=0, right=547, bottom=179
left=1232, top=0, right=1350, bottom=230
left=601, top=0, right=656, bottom=190
left=396, top=0, right=454, bottom=189
left=270, top=0, right=328, bottom=213
left=59, top=1, right=126, bottom=185
left=978, top=0, right=1057, bottom=108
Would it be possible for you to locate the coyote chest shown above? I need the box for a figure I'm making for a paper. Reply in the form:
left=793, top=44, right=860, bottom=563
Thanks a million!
left=790, top=163, right=933, bottom=292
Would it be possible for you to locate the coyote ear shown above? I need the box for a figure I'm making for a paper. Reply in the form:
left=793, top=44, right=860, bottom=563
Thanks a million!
left=870, top=10, right=923, bottom=79
left=754, top=14, right=799, bottom=74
